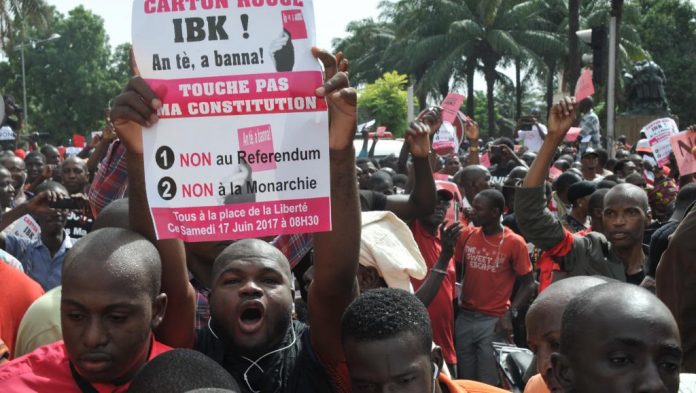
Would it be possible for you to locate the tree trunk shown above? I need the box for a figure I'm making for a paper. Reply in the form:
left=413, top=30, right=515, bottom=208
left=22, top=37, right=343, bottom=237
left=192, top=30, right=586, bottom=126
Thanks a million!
left=417, top=90, right=428, bottom=111
left=546, top=61, right=556, bottom=119
left=466, top=60, right=476, bottom=116
left=568, top=0, right=582, bottom=93
left=484, top=60, right=498, bottom=137
left=515, top=58, right=522, bottom=120
left=439, top=79, right=450, bottom=100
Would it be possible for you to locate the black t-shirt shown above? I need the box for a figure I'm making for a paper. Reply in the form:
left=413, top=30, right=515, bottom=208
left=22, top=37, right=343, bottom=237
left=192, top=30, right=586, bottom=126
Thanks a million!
left=489, top=162, right=515, bottom=189
left=195, top=320, right=335, bottom=393
left=359, top=190, right=387, bottom=212
left=648, top=220, right=679, bottom=277
left=64, top=210, right=93, bottom=239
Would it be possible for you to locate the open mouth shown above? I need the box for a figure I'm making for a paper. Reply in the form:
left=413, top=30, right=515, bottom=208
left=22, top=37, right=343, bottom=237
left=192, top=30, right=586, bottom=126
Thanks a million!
left=237, top=302, right=265, bottom=334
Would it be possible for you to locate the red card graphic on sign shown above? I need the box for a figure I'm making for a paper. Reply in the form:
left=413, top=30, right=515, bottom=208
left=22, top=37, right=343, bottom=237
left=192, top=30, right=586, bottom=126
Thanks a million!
left=238, top=124, right=276, bottom=172
left=282, top=10, right=308, bottom=40
left=440, top=93, right=465, bottom=124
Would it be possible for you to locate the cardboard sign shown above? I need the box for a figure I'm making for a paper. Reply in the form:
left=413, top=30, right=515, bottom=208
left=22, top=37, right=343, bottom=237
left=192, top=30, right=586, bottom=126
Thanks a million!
left=357, top=119, right=376, bottom=133
left=670, top=131, right=696, bottom=176
left=0, top=126, right=15, bottom=141
left=72, top=134, right=86, bottom=148
left=575, top=68, right=595, bottom=102
left=133, top=0, right=330, bottom=242
left=642, top=118, right=679, bottom=166
left=480, top=152, right=491, bottom=168
left=441, top=93, right=465, bottom=124
left=432, top=122, right=457, bottom=156
left=565, top=127, right=582, bottom=142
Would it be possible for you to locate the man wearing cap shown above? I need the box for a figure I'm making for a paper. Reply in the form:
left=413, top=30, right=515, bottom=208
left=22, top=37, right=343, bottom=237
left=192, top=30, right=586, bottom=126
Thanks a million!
left=563, top=181, right=597, bottom=233
left=580, top=148, right=602, bottom=182
left=410, top=186, right=463, bottom=376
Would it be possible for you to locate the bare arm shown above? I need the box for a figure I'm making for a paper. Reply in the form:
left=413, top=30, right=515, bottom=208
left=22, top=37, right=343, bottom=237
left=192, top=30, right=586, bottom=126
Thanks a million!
left=464, top=120, right=481, bottom=166
left=515, top=98, right=577, bottom=250
left=415, top=222, right=461, bottom=307
left=368, top=134, right=378, bottom=158
left=309, top=49, right=361, bottom=365
left=111, top=77, right=196, bottom=348
left=511, top=272, right=535, bottom=311
left=385, top=111, right=441, bottom=222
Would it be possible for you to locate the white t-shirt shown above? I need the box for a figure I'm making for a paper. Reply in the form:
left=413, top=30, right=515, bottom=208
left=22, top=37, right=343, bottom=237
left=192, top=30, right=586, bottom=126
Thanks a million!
left=517, top=124, right=547, bottom=153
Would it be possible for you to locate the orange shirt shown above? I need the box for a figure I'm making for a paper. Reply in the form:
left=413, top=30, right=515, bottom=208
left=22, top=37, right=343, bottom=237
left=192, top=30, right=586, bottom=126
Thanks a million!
left=0, top=262, right=44, bottom=357
left=455, top=226, right=532, bottom=317
left=523, top=374, right=551, bottom=393
left=439, top=373, right=510, bottom=392
left=411, top=222, right=458, bottom=364
left=0, top=338, right=171, bottom=392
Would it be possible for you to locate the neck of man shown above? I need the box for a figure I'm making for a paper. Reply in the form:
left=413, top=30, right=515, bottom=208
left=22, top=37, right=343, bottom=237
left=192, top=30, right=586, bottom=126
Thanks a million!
left=614, top=243, right=646, bottom=274
left=41, top=230, right=65, bottom=256
left=482, top=221, right=503, bottom=236
left=420, top=220, right=439, bottom=236
left=570, top=208, right=587, bottom=224
left=582, top=168, right=596, bottom=180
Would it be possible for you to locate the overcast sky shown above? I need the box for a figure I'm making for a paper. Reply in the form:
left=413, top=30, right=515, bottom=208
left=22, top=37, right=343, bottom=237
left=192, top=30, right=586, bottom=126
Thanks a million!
left=45, top=0, right=384, bottom=51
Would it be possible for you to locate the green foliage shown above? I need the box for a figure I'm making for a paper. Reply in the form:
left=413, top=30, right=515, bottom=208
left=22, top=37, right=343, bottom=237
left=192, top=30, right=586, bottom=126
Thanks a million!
left=359, top=71, right=413, bottom=137
left=635, top=0, right=696, bottom=126
left=0, top=6, right=131, bottom=144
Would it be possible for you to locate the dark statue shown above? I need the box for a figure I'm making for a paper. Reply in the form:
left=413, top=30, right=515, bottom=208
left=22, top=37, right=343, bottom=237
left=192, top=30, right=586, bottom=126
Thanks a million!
left=623, top=60, right=671, bottom=116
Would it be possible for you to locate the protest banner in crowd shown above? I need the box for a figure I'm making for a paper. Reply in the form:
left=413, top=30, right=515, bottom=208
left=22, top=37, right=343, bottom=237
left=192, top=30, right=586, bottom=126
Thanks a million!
left=132, top=0, right=330, bottom=242
left=642, top=118, right=679, bottom=166
left=670, top=131, right=696, bottom=176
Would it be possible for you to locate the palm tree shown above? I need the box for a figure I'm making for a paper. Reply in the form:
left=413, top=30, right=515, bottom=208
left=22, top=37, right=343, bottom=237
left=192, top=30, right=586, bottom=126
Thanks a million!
left=449, top=0, right=564, bottom=137
left=0, top=0, right=52, bottom=51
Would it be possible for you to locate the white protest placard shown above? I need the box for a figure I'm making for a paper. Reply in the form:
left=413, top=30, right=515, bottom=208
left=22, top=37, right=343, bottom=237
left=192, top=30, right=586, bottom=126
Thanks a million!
left=132, top=0, right=330, bottom=242
left=641, top=118, right=679, bottom=166
left=0, top=126, right=15, bottom=141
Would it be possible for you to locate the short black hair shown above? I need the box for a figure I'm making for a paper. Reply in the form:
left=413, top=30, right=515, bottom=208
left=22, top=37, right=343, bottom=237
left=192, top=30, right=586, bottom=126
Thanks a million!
left=341, top=288, right=432, bottom=354
left=595, top=148, right=609, bottom=166
left=34, top=180, right=67, bottom=195
left=677, top=183, right=696, bottom=205
left=127, top=349, right=242, bottom=393
left=494, top=137, right=515, bottom=150
left=24, top=151, right=45, bottom=162
left=588, top=189, right=609, bottom=211
left=554, top=172, right=582, bottom=193
left=613, top=159, right=632, bottom=174
left=63, top=228, right=162, bottom=300
left=476, top=189, right=505, bottom=213
left=597, top=180, right=618, bottom=189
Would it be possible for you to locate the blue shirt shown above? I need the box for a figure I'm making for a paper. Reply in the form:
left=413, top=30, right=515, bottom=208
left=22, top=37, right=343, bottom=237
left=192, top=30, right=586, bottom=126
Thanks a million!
left=5, top=231, right=75, bottom=291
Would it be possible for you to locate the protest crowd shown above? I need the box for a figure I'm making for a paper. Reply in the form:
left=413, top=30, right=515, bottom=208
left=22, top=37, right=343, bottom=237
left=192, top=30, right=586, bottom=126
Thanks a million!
left=0, top=15, right=695, bottom=393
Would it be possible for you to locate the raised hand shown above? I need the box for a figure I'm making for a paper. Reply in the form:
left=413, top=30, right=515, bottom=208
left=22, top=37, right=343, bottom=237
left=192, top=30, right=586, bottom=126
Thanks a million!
left=313, top=48, right=357, bottom=151
left=109, top=77, right=161, bottom=155
left=547, top=97, right=577, bottom=141
left=439, top=221, right=463, bottom=254
left=405, top=120, right=433, bottom=158
left=464, top=119, right=480, bottom=141
left=417, top=107, right=443, bottom=135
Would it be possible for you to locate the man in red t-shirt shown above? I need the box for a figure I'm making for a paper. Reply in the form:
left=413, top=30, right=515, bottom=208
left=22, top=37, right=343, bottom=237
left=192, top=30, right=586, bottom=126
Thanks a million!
left=0, top=228, right=171, bottom=392
left=411, top=187, right=463, bottom=375
left=454, top=189, right=534, bottom=385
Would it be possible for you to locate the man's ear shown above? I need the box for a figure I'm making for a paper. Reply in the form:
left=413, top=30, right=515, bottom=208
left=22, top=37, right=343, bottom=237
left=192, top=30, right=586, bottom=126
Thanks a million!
left=551, top=352, right=574, bottom=391
left=430, top=346, right=444, bottom=374
left=357, top=265, right=381, bottom=292
left=151, top=293, right=168, bottom=330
